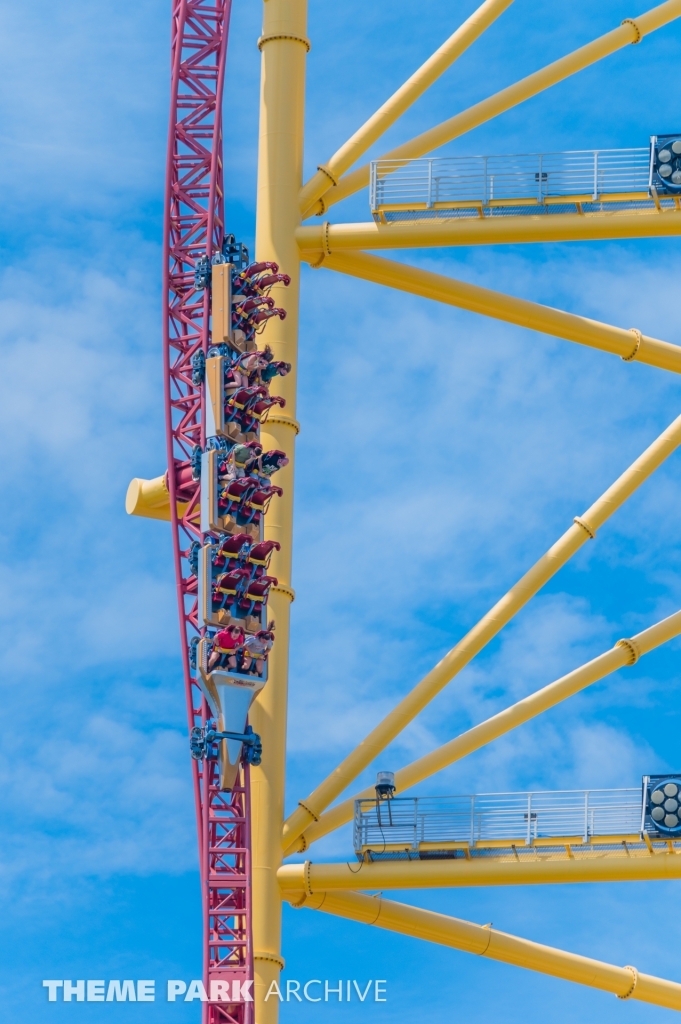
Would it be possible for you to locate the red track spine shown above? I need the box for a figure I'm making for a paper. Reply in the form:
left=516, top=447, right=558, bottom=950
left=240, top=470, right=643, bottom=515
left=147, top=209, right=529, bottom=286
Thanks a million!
left=162, top=2, right=253, bottom=1021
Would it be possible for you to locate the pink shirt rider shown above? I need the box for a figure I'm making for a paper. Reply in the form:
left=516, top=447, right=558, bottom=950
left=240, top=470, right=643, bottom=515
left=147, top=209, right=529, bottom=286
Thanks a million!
left=214, top=627, right=245, bottom=653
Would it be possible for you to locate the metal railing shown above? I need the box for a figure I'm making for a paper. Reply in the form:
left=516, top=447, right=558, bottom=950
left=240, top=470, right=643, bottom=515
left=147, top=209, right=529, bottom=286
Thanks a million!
left=369, top=148, right=653, bottom=217
left=354, top=788, right=645, bottom=853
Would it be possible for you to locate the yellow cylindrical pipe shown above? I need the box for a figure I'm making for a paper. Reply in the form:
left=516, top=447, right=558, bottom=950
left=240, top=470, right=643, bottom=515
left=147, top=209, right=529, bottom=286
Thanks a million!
left=251, top=1, right=307, bottom=1021
left=293, top=608, right=681, bottom=847
left=310, top=0, right=681, bottom=214
left=282, top=890, right=681, bottom=1010
left=125, top=474, right=189, bottom=522
left=390, top=609, right=681, bottom=793
left=301, top=250, right=681, bottom=375
left=299, top=0, right=515, bottom=216
left=279, top=848, right=681, bottom=891
left=298, top=209, right=681, bottom=252
left=282, top=411, right=681, bottom=853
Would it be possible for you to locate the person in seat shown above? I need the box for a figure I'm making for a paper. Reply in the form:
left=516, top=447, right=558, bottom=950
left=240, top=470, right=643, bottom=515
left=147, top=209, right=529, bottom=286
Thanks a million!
left=208, top=624, right=246, bottom=671
left=260, top=354, right=291, bottom=386
left=231, top=440, right=262, bottom=476
left=256, top=449, right=289, bottom=478
left=240, top=621, right=275, bottom=675
left=216, top=448, right=237, bottom=484
left=230, top=349, right=270, bottom=390
left=216, top=442, right=261, bottom=488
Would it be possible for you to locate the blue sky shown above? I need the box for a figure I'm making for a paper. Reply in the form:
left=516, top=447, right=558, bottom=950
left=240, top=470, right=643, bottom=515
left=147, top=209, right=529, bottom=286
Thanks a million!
left=2, top=0, right=681, bottom=1020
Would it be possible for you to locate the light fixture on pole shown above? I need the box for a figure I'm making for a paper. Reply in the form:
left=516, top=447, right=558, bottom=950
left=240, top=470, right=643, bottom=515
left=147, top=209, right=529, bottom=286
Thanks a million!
left=375, top=770, right=396, bottom=800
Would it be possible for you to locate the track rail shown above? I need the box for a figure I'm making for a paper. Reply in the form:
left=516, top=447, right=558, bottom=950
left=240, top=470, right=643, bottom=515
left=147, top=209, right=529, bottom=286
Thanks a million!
left=162, top=2, right=253, bottom=1020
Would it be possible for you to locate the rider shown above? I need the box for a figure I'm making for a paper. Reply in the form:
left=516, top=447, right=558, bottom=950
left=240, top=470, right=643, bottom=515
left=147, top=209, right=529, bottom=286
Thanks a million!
left=231, top=440, right=263, bottom=476
left=260, top=354, right=288, bottom=382
left=240, top=621, right=275, bottom=675
left=230, top=349, right=270, bottom=389
left=207, top=624, right=246, bottom=672
left=257, top=449, right=289, bottom=478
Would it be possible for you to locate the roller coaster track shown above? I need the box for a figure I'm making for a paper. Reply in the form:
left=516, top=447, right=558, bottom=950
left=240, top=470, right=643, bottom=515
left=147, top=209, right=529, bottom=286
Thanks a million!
left=163, top=3, right=253, bottom=1021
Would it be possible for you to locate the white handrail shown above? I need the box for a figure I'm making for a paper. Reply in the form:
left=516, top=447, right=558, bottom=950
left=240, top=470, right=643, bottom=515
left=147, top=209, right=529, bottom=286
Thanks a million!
left=354, top=787, right=644, bottom=852
left=370, top=147, right=651, bottom=212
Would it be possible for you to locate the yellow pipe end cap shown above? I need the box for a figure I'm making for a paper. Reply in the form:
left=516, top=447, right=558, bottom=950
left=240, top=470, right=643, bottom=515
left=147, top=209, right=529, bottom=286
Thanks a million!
left=125, top=475, right=172, bottom=521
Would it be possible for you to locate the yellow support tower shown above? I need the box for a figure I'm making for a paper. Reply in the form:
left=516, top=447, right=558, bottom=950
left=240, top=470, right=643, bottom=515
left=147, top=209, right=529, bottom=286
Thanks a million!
left=251, top=1, right=307, bottom=1020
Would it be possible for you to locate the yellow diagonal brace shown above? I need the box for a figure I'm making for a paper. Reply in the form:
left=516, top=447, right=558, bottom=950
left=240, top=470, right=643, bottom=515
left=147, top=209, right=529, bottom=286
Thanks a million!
left=287, top=608, right=681, bottom=849
left=301, top=250, right=681, bottom=374
left=306, top=0, right=681, bottom=216
left=299, top=0, right=515, bottom=216
left=280, top=849, right=681, bottom=890
left=283, top=890, right=681, bottom=1010
left=282, top=412, right=681, bottom=853
left=297, top=208, right=681, bottom=251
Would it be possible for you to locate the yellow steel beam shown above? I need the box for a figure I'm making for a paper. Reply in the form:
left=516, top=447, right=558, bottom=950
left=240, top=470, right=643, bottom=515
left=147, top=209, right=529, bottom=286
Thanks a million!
left=355, top=837, right=663, bottom=858
left=281, top=411, right=681, bottom=854
left=125, top=474, right=188, bottom=522
left=299, top=0, right=515, bottom=217
left=306, top=0, right=681, bottom=216
left=251, top=0, right=307, bottom=1020
left=286, top=608, right=681, bottom=849
left=282, top=890, right=681, bottom=1011
left=279, top=848, right=681, bottom=890
left=297, top=208, right=681, bottom=251
left=301, top=250, right=681, bottom=374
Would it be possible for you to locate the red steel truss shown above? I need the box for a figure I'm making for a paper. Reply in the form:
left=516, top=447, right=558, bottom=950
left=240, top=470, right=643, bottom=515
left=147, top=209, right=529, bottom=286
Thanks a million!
left=205, top=764, right=254, bottom=1021
left=162, top=1, right=253, bottom=1020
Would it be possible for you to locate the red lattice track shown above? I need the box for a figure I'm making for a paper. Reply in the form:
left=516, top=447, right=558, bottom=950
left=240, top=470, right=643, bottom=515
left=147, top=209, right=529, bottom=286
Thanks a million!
left=162, top=2, right=253, bottom=1020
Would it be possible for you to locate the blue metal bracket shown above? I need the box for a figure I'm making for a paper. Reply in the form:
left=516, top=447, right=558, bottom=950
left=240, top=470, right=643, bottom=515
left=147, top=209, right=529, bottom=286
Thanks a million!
left=190, top=721, right=262, bottom=765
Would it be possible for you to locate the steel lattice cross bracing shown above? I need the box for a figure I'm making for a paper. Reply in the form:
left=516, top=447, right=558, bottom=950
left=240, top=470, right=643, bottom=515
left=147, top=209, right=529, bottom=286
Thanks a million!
left=163, top=2, right=255, bottom=1022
